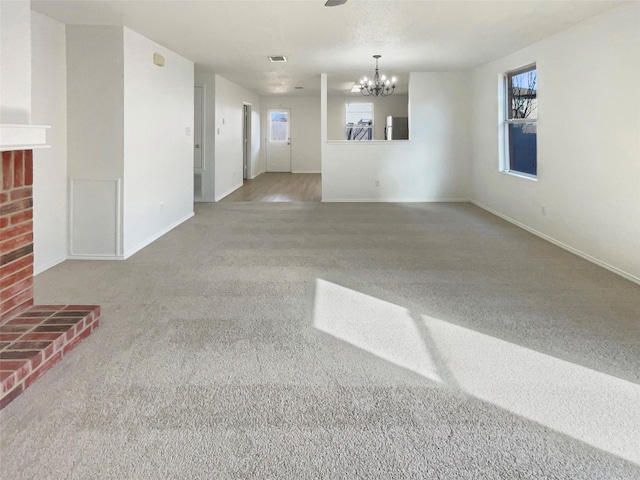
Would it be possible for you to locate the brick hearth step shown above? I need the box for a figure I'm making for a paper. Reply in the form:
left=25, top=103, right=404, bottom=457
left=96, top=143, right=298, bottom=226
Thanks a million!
left=0, top=304, right=100, bottom=409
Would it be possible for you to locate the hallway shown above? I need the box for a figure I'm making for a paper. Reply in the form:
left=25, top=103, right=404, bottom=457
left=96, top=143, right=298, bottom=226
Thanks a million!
left=221, top=173, right=321, bottom=202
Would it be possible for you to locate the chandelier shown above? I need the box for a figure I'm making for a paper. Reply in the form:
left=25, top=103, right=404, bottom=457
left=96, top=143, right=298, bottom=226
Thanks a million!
left=360, top=55, right=396, bottom=97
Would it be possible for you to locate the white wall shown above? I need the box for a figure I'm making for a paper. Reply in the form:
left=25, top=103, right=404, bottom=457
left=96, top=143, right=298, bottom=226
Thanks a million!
left=327, top=94, right=408, bottom=141
left=122, top=28, right=194, bottom=256
left=322, top=72, right=470, bottom=202
left=470, top=3, right=640, bottom=281
left=213, top=74, right=261, bottom=200
left=66, top=25, right=124, bottom=257
left=0, top=0, right=31, bottom=124
left=67, top=25, right=194, bottom=258
left=261, top=96, right=321, bottom=173
left=31, top=11, right=67, bottom=274
left=194, top=71, right=216, bottom=201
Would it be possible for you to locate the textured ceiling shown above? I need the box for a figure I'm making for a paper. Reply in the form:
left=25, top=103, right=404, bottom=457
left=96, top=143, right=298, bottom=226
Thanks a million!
left=32, top=0, right=622, bottom=96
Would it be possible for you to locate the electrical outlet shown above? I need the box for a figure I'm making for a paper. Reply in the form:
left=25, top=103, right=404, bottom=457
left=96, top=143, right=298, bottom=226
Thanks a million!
left=375, top=180, right=380, bottom=187
left=541, top=205, right=547, bottom=216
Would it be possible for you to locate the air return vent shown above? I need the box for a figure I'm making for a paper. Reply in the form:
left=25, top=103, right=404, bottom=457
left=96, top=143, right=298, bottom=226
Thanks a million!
left=268, top=55, right=287, bottom=63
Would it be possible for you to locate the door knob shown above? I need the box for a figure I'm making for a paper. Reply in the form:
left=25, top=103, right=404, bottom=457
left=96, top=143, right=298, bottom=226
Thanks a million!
left=195, top=144, right=200, bottom=148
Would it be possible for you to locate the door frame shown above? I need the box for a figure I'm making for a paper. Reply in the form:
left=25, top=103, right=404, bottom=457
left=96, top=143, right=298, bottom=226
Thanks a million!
left=194, top=84, right=205, bottom=171
left=243, top=102, right=252, bottom=180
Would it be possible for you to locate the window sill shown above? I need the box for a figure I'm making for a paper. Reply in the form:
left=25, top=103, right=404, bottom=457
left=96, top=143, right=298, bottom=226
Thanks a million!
left=499, top=169, right=537, bottom=181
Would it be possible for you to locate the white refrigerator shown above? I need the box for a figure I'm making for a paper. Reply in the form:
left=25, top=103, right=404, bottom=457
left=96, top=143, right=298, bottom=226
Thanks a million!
left=385, top=116, right=409, bottom=140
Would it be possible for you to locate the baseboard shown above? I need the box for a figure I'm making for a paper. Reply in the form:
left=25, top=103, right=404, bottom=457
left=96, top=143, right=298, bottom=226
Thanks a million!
left=291, top=170, right=321, bottom=174
left=123, top=212, right=195, bottom=259
left=470, top=200, right=640, bottom=285
left=322, top=197, right=469, bottom=203
left=67, top=254, right=125, bottom=261
left=33, top=255, right=67, bottom=276
left=215, top=183, right=243, bottom=202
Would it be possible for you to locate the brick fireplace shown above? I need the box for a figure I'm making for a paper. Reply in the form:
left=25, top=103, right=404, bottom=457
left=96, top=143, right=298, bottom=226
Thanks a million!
left=1, top=147, right=100, bottom=409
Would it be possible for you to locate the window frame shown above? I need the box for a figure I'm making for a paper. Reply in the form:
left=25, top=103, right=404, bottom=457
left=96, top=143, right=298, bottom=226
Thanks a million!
left=345, top=102, right=374, bottom=141
left=501, top=63, right=537, bottom=179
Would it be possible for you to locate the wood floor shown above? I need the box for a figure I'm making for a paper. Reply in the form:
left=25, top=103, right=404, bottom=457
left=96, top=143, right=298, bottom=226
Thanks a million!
left=221, top=173, right=322, bottom=202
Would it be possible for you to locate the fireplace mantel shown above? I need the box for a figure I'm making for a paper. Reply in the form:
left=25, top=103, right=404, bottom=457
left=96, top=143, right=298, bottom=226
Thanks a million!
left=0, top=124, right=50, bottom=151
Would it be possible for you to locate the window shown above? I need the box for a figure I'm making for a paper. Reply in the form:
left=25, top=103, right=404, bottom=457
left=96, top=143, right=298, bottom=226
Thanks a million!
left=269, top=111, right=289, bottom=142
left=503, top=64, right=537, bottom=177
left=345, top=103, right=373, bottom=141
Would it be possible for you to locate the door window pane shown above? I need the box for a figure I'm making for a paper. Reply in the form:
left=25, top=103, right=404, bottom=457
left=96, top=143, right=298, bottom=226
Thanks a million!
left=270, top=111, right=288, bottom=141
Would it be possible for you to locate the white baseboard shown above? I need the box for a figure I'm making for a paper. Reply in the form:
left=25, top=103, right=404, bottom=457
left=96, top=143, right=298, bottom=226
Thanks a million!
left=67, top=254, right=125, bottom=261
left=291, top=170, right=321, bottom=174
left=322, top=197, right=469, bottom=203
left=123, top=212, right=195, bottom=259
left=215, top=183, right=243, bottom=202
left=33, top=255, right=67, bottom=276
left=470, top=200, right=640, bottom=285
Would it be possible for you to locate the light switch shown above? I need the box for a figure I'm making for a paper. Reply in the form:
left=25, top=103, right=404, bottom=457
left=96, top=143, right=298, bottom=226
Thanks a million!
left=185, top=127, right=191, bottom=136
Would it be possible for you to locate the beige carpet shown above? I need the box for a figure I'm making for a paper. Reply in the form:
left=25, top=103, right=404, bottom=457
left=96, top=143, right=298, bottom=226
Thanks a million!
left=1, top=202, right=639, bottom=479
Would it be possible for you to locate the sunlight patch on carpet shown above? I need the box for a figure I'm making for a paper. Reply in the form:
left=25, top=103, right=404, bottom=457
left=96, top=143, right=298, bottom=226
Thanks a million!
left=312, top=278, right=640, bottom=465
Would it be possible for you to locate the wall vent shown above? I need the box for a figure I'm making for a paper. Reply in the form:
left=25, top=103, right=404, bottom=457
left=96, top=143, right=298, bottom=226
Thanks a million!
left=268, top=55, right=287, bottom=63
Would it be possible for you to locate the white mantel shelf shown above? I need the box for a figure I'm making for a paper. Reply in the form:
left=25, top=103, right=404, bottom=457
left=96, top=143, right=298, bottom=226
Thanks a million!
left=0, top=124, right=50, bottom=152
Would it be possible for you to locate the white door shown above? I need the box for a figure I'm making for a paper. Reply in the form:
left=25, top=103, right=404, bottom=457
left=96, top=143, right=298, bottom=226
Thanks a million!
left=266, top=108, right=291, bottom=172
left=194, top=85, right=203, bottom=170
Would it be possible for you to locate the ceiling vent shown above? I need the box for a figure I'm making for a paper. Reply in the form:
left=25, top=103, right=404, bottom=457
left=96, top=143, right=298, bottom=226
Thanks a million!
left=268, top=55, right=287, bottom=63
left=294, top=86, right=304, bottom=90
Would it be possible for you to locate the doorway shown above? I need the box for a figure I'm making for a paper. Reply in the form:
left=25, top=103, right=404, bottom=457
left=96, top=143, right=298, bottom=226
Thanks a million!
left=243, top=103, right=251, bottom=180
left=266, top=108, right=291, bottom=172
left=194, top=85, right=204, bottom=199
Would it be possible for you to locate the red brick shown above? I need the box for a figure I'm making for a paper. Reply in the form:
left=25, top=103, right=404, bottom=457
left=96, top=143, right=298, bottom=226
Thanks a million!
left=10, top=187, right=31, bottom=201
left=0, top=198, right=32, bottom=216
left=23, top=351, right=62, bottom=390
left=9, top=209, right=32, bottom=225
left=1, top=372, right=16, bottom=394
left=0, top=217, right=7, bottom=229
left=3, top=316, right=42, bottom=326
left=0, top=359, right=29, bottom=371
left=2, top=152, right=12, bottom=190
left=0, top=371, right=13, bottom=381
left=0, top=232, right=33, bottom=254
left=0, top=254, right=33, bottom=278
left=0, top=384, right=24, bottom=410
left=24, top=151, right=33, bottom=186
left=62, top=325, right=93, bottom=355
left=30, top=305, right=64, bottom=310
left=0, top=276, right=33, bottom=301
left=0, top=265, right=31, bottom=291
left=0, top=219, right=32, bottom=240
left=19, top=332, right=62, bottom=342
left=0, top=333, right=23, bottom=342
left=0, top=192, right=7, bottom=204
left=0, top=288, right=34, bottom=323
left=30, top=344, right=55, bottom=370
left=13, top=151, right=24, bottom=188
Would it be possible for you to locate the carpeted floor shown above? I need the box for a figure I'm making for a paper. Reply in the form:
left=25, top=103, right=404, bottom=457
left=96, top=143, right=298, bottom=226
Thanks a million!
left=1, top=202, right=639, bottom=479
